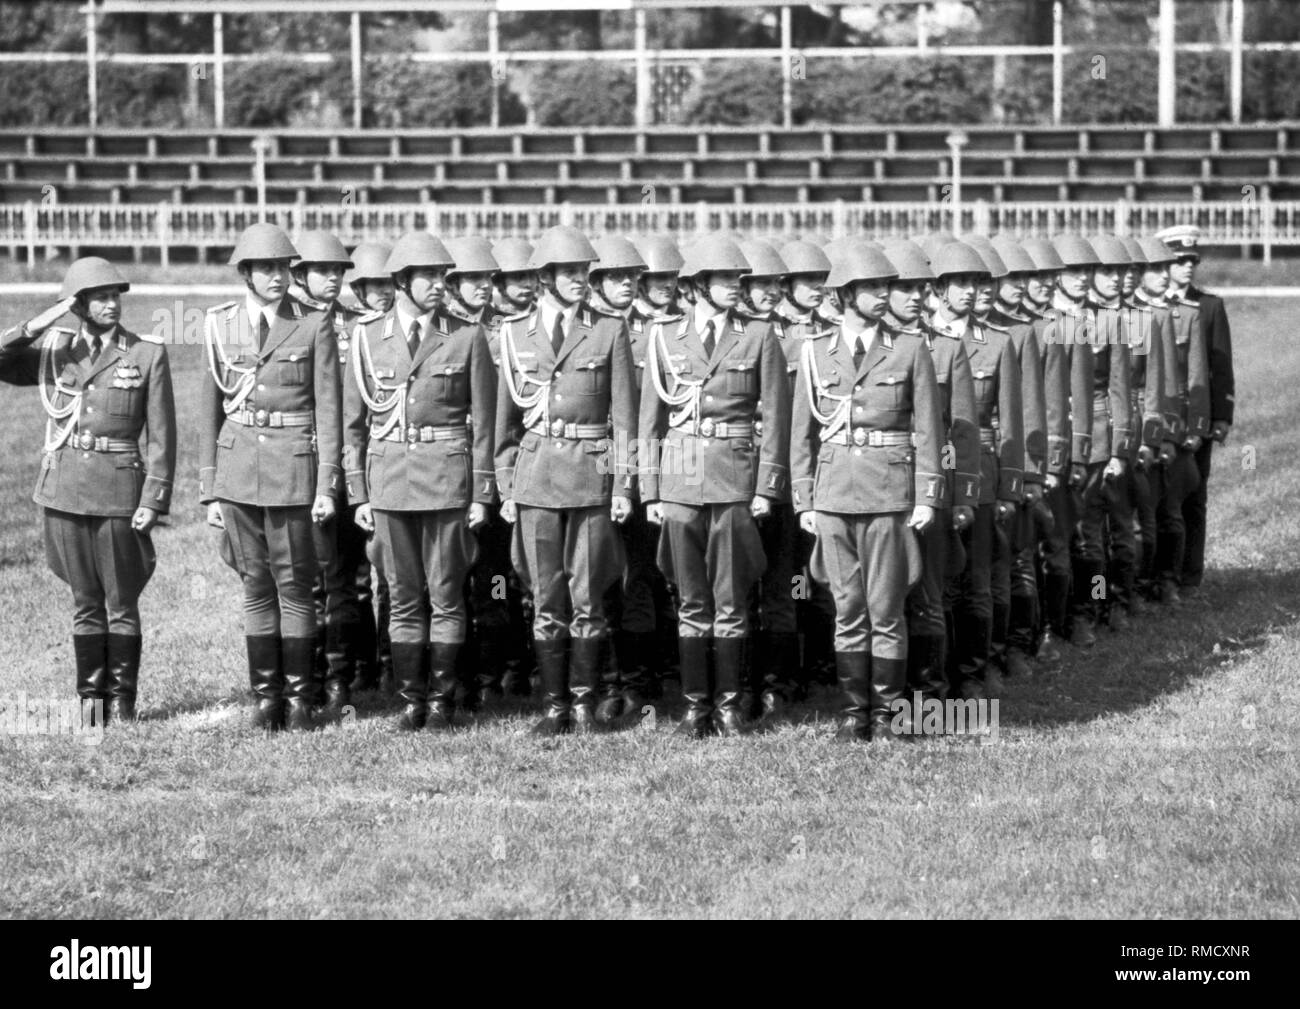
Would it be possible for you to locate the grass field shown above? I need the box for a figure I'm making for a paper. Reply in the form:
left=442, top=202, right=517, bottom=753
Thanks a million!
left=0, top=291, right=1296, bottom=919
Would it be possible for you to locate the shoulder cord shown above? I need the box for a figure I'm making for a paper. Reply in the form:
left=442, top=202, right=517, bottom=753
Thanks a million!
left=799, top=337, right=850, bottom=439
left=38, top=332, right=81, bottom=452
left=646, top=320, right=700, bottom=431
left=499, top=316, right=551, bottom=430
left=204, top=310, right=257, bottom=413
left=351, top=315, right=407, bottom=441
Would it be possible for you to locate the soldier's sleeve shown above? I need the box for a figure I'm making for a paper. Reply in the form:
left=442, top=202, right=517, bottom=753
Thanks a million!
left=995, top=337, right=1024, bottom=501
left=608, top=321, right=637, bottom=499
left=198, top=324, right=223, bottom=506
left=1068, top=328, right=1094, bottom=466
left=1108, top=335, right=1133, bottom=459
left=1204, top=295, right=1234, bottom=426
left=1186, top=307, right=1213, bottom=439
left=949, top=342, right=981, bottom=506
left=756, top=325, right=791, bottom=500
left=637, top=327, right=668, bottom=504
left=311, top=312, right=343, bottom=499
left=140, top=345, right=176, bottom=514
left=0, top=323, right=43, bottom=385
left=341, top=324, right=369, bottom=507
left=1139, top=310, right=1168, bottom=447
left=911, top=339, right=945, bottom=508
left=1017, top=328, right=1047, bottom=483
left=493, top=342, right=523, bottom=503
left=469, top=324, right=497, bottom=504
left=1156, top=311, right=1185, bottom=443
left=789, top=343, right=817, bottom=514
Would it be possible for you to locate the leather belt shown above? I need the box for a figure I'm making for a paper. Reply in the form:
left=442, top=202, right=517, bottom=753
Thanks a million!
left=230, top=407, right=315, bottom=429
left=824, top=427, right=913, bottom=448
left=979, top=427, right=999, bottom=447
left=375, top=424, right=470, bottom=444
left=67, top=433, right=138, bottom=453
left=685, top=419, right=754, bottom=439
left=529, top=420, right=609, bottom=440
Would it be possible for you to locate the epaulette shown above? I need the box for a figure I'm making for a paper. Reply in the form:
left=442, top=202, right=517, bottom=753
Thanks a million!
left=1178, top=297, right=1201, bottom=309
left=206, top=301, right=238, bottom=315
left=49, top=326, right=77, bottom=337
left=808, top=327, right=837, bottom=341
left=984, top=320, right=1009, bottom=333
left=137, top=330, right=165, bottom=345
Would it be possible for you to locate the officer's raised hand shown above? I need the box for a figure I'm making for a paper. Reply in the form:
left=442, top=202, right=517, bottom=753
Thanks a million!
left=22, top=296, right=78, bottom=338
left=131, top=506, right=159, bottom=534
left=311, top=493, right=336, bottom=525
left=907, top=504, right=935, bottom=532
left=951, top=504, right=974, bottom=532
left=645, top=501, right=664, bottom=526
left=611, top=494, right=633, bottom=525
left=206, top=502, right=225, bottom=530
left=500, top=498, right=518, bottom=524
left=750, top=495, right=772, bottom=521
left=798, top=510, right=818, bottom=536
left=467, top=502, right=487, bottom=531
left=353, top=502, right=376, bottom=534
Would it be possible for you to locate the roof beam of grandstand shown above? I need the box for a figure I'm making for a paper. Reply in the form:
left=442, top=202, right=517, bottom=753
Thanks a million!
left=87, top=0, right=941, bottom=11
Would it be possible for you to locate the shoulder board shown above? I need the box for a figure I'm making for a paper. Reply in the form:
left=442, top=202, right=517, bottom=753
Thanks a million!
left=289, top=300, right=305, bottom=319
left=500, top=309, right=533, bottom=324
left=206, top=301, right=238, bottom=315
left=1179, top=297, right=1201, bottom=309
left=49, top=326, right=77, bottom=337
left=984, top=320, right=1009, bottom=333
left=808, top=327, right=837, bottom=341
left=356, top=309, right=385, bottom=325
left=136, top=330, right=165, bottom=345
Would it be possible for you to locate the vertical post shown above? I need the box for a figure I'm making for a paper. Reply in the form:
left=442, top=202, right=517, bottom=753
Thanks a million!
left=1230, top=0, right=1244, bottom=125
left=25, top=201, right=36, bottom=269
left=634, top=9, right=650, bottom=128
left=158, top=202, right=170, bottom=268
left=1051, top=1, right=1063, bottom=125
left=252, top=134, right=269, bottom=222
left=214, top=13, right=225, bottom=129
left=917, top=3, right=929, bottom=50
left=1261, top=185, right=1272, bottom=265
left=86, top=1, right=98, bottom=129
left=1157, top=0, right=1176, bottom=127
left=351, top=11, right=363, bottom=130
left=781, top=5, right=792, bottom=130
left=947, top=131, right=967, bottom=232
left=489, top=11, right=500, bottom=130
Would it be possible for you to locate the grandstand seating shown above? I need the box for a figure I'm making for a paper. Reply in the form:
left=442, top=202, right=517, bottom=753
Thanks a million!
left=4, top=124, right=1299, bottom=208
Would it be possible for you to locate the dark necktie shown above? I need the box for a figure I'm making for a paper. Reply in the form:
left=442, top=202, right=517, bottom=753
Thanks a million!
left=256, top=313, right=269, bottom=352
left=702, top=320, right=716, bottom=359
left=551, top=314, right=565, bottom=356
left=407, top=320, right=421, bottom=360
left=87, top=334, right=102, bottom=365
left=852, top=333, right=865, bottom=371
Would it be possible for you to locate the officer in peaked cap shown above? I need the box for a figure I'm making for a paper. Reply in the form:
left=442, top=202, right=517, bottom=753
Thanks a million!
left=200, top=222, right=343, bottom=732
left=1155, top=223, right=1233, bottom=597
left=495, top=225, right=638, bottom=735
left=0, top=258, right=176, bottom=727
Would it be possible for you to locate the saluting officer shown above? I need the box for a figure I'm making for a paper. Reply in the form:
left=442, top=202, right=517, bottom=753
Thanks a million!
left=0, top=258, right=175, bottom=725
left=791, top=242, right=945, bottom=742
left=201, top=223, right=342, bottom=732
left=640, top=236, right=791, bottom=737
left=1155, top=224, right=1234, bottom=598
left=495, top=225, right=638, bottom=736
left=881, top=238, right=980, bottom=706
left=344, top=234, right=495, bottom=731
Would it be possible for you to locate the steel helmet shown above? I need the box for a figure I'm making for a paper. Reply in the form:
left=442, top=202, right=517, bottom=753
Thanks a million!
left=60, top=257, right=130, bottom=299
left=963, top=235, right=1009, bottom=279
left=528, top=225, right=598, bottom=271
left=590, top=236, right=647, bottom=276
left=385, top=232, right=455, bottom=275
left=916, top=232, right=958, bottom=261
left=1088, top=234, right=1131, bottom=267
left=347, top=242, right=394, bottom=281
left=826, top=241, right=898, bottom=289
left=445, top=236, right=500, bottom=278
left=293, top=230, right=352, bottom=267
left=1051, top=234, right=1101, bottom=268
left=739, top=239, right=788, bottom=279
left=778, top=240, right=832, bottom=278
left=880, top=239, right=935, bottom=283
left=681, top=234, right=751, bottom=277
left=228, top=222, right=298, bottom=266
left=492, top=237, right=535, bottom=276
left=1136, top=237, right=1175, bottom=264
left=634, top=235, right=685, bottom=276
left=990, top=235, right=1037, bottom=275
left=1118, top=235, right=1147, bottom=265
left=1020, top=237, right=1067, bottom=272
left=821, top=235, right=856, bottom=264
left=931, top=241, right=993, bottom=279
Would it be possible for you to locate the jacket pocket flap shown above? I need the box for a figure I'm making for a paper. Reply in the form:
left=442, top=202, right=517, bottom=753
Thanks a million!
left=216, top=428, right=236, bottom=449
left=876, top=371, right=908, bottom=385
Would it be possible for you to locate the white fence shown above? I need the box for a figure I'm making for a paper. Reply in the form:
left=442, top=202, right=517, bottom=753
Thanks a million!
left=2, top=199, right=1296, bottom=266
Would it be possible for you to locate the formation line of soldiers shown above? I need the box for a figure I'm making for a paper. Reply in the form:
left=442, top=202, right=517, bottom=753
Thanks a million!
left=0, top=222, right=1233, bottom=741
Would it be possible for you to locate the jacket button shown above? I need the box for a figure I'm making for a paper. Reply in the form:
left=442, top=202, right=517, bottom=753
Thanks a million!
left=555, top=394, right=562, bottom=401
left=87, top=384, right=94, bottom=390
left=258, top=384, right=266, bottom=391
left=705, top=395, right=713, bottom=402
left=85, top=407, right=93, bottom=414
left=258, top=434, right=266, bottom=443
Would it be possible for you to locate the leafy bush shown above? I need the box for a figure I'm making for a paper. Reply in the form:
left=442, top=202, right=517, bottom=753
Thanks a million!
left=366, top=59, right=524, bottom=128
left=0, top=64, right=88, bottom=126
left=223, top=58, right=350, bottom=128
left=530, top=61, right=636, bottom=127
left=682, top=59, right=782, bottom=126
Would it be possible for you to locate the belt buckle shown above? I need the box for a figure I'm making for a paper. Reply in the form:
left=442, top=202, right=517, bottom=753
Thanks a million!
left=254, top=408, right=269, bottom=428
left=851, top=428, right=867, bottom=447
left=754, top=420, right=764, bottom=437
left=699, top=418, right=715, bottom=437
left=78, top=432, right=94, bottom=450
left=550, top=418, right=565, bottom=438
left=406, top=424, right=419, bottom=443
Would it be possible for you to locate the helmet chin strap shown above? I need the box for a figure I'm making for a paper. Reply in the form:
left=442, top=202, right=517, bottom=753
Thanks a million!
left=694, top=275, right=730, bottom=314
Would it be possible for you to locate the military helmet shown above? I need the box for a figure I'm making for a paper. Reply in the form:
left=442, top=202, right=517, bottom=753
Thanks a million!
left=990, top=235, right=1038, bottom=275
left=228, top=222, right=298, bottom=267
left=681, top=234, right=751, bottom=278
left=1019, top=237, right=1067, bottom=272
left=826, top=241, right=898, bottom=289
left=385, top=232, right=455, bottom=275
left=590, top=236, right=647, bottom=276
left=1136, top=237, right=1176, bottom=264
left=1089, top=234, right=1131, bottom=267
left=528, top=225, right=598, bottom=271
left=963, top=235, right=1009, bottom=279
left=635, top=235, right=685, bottom=276
left=880, top=239, right=935, bottom=283
left=931, top=241, right=993, bottom=279
left=1118, top=236, right=1147, bottom=265
left=1051, top=234, right=1101, bottom=268
left=445, top=236, right=500, bottom=278
left=739, top=239, right=788, bottom=279
left=347, top=242, right=394, bottom=282
left=915, top=232, right=958, bottom=261
left=60, top=256, right=130, bottom=299
left=293, top=230, right=352, bottom=268
left=779, top=240, right=832, bottom=278
left=821, top=236, right=856, bottom=264
left=492, top=237, right=536, bottom=276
